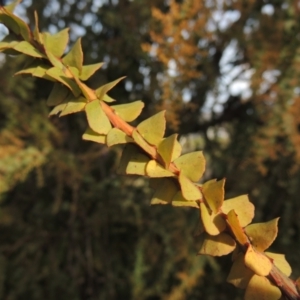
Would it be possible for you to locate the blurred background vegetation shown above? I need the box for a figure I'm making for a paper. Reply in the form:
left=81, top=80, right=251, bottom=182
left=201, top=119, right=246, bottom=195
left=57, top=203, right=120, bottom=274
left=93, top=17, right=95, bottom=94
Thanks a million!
left=0, top=0, right=300, bottom=299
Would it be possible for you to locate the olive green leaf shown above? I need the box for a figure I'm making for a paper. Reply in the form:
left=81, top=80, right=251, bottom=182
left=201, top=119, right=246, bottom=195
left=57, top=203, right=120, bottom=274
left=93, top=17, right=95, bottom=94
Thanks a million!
left=46, top=83, right=70, bottom=106
left=117, top=144, right=149, bottom=176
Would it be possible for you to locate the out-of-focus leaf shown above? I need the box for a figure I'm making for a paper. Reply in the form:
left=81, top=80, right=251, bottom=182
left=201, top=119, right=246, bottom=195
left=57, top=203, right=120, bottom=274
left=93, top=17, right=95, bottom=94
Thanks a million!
left=227, top=253, right=254, bottom=289
left=150, top=178, right=178, bottom=205
left=0, top=7, right=31, bottom=41
left=4, top=0, right=22, bottom=12
left=46, top=83, right=70, bottom=107
left=49, top=101, right=68, bottom=116
left=117, top=144, right=149, bottom=176
left=82, top=127, right=106, bottom=144
left=33, top=11, right=43, bottom=44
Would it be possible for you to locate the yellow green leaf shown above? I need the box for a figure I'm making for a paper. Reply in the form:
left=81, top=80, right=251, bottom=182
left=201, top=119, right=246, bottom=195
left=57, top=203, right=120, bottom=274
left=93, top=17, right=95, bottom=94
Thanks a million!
left=179, top=173, right=202, bottom=201
left=137, top=111, right=166, bottom=146
left=244, top=245, right=272, bottom=276
left=174, top=151, right=205, bottom=182
left=172, top=200, right=199, bottom=208
left=222, top=195, right=254, bottom=227
left=62, top=38, right=83, bottom=72
left=146, top=160, right=174, bottom=178
left=30, top=66, right=54, bottom=82
left=112, top=101, right=144, bottom=122
left=202, top=178, right=225, bottom=213
left=245, top=218, right=279, bottom=252
left=46, top=67, right=81, bottom=96
left=33, top=11, right=43, bottom=44
left=82, top=127, right=106, bottom=144
left=265, top=252, right=292, bottom=276
left=59, top=96, right=86, bottom=116
left=0, top=35, right=19, bottom=53
left=80, top=62, right=104, bottom=81
left=227, top=253, right=254, bottom=289
left=172, top=191, right=199, bottom=208
left=13, top=41, right=44, bottom=58
left=13, top=60, right=50, bottom=78
left=132, top=129, right=155, bottom=155
left=4, top=0, right=22, bottom=13
left=42, top=29, right=69, bottom=58
left=200, top=202, right=226, bottom=235
left=85, top=100, right=112, bottom=134
left=106, top=128, right=133, bottom=147
left=96, top=77, right=126, bottom=100
left=102, top=94, right=115, bottom=102
left=46, top=83, right=70, bottom=106
left=158, top=134, right=182, bottom=167
left=226, top=209, right=249, bottom=245
left=198, top=232, right=236, bottom=256
left=244, top=274, right=281, bottom=300
left=117, top=144, right=149, bottom=176
left=150, top=178, right=178, bottom=205
left=0, top=7, right=31, bottom=41
left=49, top=101, right=68, bottom=116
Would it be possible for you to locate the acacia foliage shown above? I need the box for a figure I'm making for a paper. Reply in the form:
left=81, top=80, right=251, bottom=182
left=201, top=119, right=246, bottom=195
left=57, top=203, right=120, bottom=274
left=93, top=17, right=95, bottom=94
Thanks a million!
left=0, top=2, right=299, bottom=299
